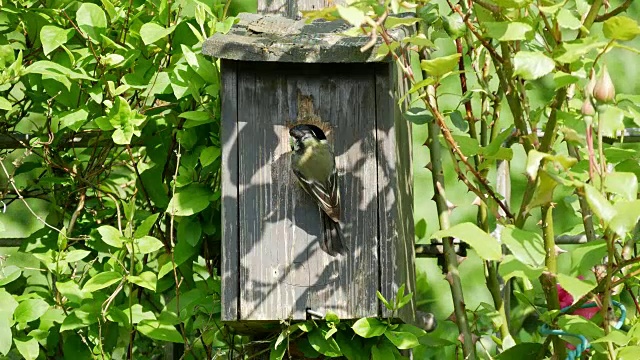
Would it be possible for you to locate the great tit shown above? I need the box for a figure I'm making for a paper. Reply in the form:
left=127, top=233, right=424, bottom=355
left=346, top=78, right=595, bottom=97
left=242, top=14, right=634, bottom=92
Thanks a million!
left=289, top=124, right=347, bottom=256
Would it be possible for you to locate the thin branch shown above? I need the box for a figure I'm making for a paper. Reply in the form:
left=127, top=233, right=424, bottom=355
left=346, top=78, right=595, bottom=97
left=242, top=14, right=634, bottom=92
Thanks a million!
left=595, top=0, right=632, bottom=22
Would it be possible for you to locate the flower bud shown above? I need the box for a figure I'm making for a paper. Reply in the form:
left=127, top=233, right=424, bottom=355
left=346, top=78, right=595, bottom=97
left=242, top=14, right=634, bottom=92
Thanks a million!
left=593, top=65, right=615, bottom=103
left=584, top=69, right=596, bottom=98
left=581, top=98, right=595, bottom=116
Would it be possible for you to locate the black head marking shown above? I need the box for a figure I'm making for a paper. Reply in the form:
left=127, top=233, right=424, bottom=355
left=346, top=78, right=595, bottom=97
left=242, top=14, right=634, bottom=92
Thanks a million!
left=289, top=124, right=327, bottom=141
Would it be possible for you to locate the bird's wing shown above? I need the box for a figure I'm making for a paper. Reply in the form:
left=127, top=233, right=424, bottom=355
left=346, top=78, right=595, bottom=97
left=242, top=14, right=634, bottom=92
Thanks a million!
left=293, top=168, right=340, bottom=222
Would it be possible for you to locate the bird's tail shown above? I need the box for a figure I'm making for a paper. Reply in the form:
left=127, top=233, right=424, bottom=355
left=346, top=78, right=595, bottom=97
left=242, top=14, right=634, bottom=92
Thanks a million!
left=321, top=214, right=347, bottom=256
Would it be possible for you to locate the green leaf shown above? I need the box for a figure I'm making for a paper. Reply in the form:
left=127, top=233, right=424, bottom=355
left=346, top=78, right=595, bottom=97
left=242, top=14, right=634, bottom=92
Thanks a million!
left=499, top=255, right=543, bottom=282
left=107, top=96, right=146, bottom=145
left=483, top=125, right=514, bottom=158
left=558, top=315, right=604, bottom=344
left=610, top=200, right=640, bottom=238
left=140, top=23, right=177, bottom=45
left=495, top=342, right=544, bottom=359
left=513, top=51, right=555, bottom=80
left=55, top=108, right=89, bottom=132
left=40, top=25, right=75, bottom=56
left=180, top=111, right=214, bottom=128
left=227, top=0, right=257, bottom=15
left=14, top=336, right=39, bottom=360
left=618, top=346, right=640, bottom=360
left=415, top=219, right=427, bottom=239
left=166, top=184, right=213, bottom=216
left=604, top=148, right=636, bottom=163
left=599, top=105, right=625, bottom=138
left=528, top=171, right=559, bottom=209
left=493, top=0, right=531, bottom=8
left=605, top=172, right=638, bottom=201
left=352, top=318, right=387, bottom=338
left=0, top=290, right=18, bottom=322
left=403, top=107, right=433, bottom=125
left=553, top=71, right=579, bottom=89
left=371, top=341, right=395, bottom=360
left=14, top=299, right=49, bottom=324
left=0, top=96, right=11, bottom=111
left=442, top=13, right=466, bottom=39
left=0, top=317, right=11, bottom=356
left=97, top=225, right=123, bottom=248
left=308, top=327, right=341, bottom=357
left=134, top=213, right=160, bottom=239
left=554, top=37, right=608, bottom=64
left=431, top=223, right=501, bottom=260
left=584, top=184, right=616, bottom=224
left=82, top=271, right=122, bottom=292
left=129, top=271, right=157, bottom=291
left=591, top=330, right=629, bottom=346
left=325, top=311, right=340, bottom=324
left=377, top=291, right=394, bottom=310
left=138, top=320, right=184, bottom=343
left=335, top=331, right=368, bottom=360
left=65, top=250, right=91, bottom=262
left=337, top=5, right=365, bottom=26
left=56, top=280, right=86, bottom=305
left=384, top=330, right=420, bottom=349
left=298, top=321, right=314, bottom=332
left=25, top=60, right=96, bottom=81
left=449, top=110, right=468, bottom=132
left=557, top=9, right=582, bottom=30
left=181, top=45, right=218, bottom=84
left=270, top=336, right=287, bottom=360
left=0, top=265, right=21, bottom=286
left=500, top=226, right=544, bottom=267
left=60, top=303, right=100, bottom=331
left=385, top=17, right=420, bottom=29
left=134, top=236, right=165, bottom=254
left=484, top=22, right=533, bottom=41
left=570, top=240, right=607, bottom=274
left=76, top=3, right=107, bottom=41
left=200, top=146, right=221, bottom=167
left=420, top=53, right=461, bottom=77
left=557, top=273, right=596, bottom=300
left=603, top=15, right=640, bottom=41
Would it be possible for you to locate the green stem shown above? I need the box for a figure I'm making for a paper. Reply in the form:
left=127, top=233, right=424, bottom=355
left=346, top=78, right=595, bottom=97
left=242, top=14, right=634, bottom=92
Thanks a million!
left=602, top=231, right=616, bottom=359
left=486, top=262, right=511, bottom=343
left=539, top=205, right=566, bottom=360
left=580, top=0, right=605, bottom=38
left=567, top=144, right=597, bottom=242
left=426, top=111, right=476, bottom=360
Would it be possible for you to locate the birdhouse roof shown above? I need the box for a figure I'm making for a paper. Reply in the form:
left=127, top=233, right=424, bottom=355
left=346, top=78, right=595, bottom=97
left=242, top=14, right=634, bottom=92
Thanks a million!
left=202, top=13, right=411, bottom=63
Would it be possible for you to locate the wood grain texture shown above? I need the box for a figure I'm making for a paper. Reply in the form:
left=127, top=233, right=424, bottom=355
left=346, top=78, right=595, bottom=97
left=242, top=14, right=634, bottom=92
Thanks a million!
left=235, top=62, right=379, bottom=320
left=258, top=0, right=343, bottom=18
left=202, top=13, right=411, bottom=63
left=375, top=63, right=416, bottom=322
left=220, top=60, right=240, bottom=322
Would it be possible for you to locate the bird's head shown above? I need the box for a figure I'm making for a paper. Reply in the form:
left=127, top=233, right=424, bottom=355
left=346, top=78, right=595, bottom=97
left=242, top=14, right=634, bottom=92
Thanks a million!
left=289, top=124, right=327, bottom=151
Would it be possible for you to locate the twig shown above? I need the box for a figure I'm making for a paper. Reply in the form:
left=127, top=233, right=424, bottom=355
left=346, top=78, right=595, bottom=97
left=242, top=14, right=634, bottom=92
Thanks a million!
left=595, top=0, right=632, bottom=22
left=0, top=158, right=69, bottom=238
left=67, top=189, right=87, bottom=237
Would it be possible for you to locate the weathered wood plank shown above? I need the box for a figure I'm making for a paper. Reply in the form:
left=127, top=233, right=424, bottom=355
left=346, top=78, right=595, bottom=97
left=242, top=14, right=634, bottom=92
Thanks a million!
left=376, top=63, right=416, bottom=322
left=257, top=0, right=344, bottom=18
left=236, top=62, right=379, bottom=320
left=202, top=13, right=410, bottom=63
left=221, top=60, right=240, bottom=322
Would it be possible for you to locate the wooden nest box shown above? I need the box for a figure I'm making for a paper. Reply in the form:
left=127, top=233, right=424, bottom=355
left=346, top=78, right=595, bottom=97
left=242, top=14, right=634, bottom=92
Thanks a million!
left=203, top=13, right=415, bottom=330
